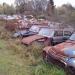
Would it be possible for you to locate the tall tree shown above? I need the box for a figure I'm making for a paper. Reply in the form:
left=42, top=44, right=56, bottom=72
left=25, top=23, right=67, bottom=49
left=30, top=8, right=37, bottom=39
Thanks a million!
left=47, top=0, right=55, bottom=16
left=2, top=3, right=16, bottom=15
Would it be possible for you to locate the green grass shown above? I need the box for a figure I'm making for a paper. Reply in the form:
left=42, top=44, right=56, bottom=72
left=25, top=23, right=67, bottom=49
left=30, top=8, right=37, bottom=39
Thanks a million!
left=0, top=20, right=66, bottom=75
left=34, top=62, right=65, bottom=75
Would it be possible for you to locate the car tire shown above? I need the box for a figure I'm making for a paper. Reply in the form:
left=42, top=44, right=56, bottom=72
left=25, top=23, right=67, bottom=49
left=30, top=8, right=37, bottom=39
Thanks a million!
left=66, top=66, right=75, bottom=75
left=42, top=51, right=55, bottom=64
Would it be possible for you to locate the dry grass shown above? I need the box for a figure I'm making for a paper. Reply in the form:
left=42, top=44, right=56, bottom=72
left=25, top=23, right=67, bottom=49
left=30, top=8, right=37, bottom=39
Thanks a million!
left=0, top=20, right=66, bottom=75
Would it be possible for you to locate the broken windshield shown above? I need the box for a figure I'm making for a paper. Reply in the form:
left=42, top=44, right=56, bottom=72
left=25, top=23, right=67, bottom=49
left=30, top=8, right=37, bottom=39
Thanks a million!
left=38, top=28, right=54, bottom=38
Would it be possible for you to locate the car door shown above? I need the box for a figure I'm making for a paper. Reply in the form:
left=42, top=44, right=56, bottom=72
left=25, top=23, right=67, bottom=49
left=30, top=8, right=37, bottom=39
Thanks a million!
left=53, top=31, right=64, bottom=45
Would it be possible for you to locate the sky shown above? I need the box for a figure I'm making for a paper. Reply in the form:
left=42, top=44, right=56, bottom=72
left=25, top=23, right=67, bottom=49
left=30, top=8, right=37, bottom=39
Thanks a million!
left=54, top=0, right=75, bottom=7
left=0, top=0, right=15, bottom=5
left=0, top=0, right=75, bottom=7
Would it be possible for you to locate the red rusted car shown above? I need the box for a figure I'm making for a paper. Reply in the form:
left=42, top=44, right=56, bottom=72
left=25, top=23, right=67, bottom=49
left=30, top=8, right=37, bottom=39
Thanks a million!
left=21, top=28, right=55, bottom=45
left=21, top=28, right=72, bottom=46
left=43, top=33, right=75, bottom=74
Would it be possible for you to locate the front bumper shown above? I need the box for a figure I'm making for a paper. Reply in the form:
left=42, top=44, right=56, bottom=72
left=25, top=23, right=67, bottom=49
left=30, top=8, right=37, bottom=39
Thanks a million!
left=44, top=48, right=75, bottom=68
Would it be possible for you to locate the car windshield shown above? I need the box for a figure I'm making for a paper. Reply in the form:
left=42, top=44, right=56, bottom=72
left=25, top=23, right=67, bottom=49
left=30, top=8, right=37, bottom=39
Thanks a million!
left=20, top=30, right=27, bottom=34
left=69, top=33, right=75, bottom=41
left=29, top=25, right=40, bottom=32
left=38, top=28, right=54, bottom=38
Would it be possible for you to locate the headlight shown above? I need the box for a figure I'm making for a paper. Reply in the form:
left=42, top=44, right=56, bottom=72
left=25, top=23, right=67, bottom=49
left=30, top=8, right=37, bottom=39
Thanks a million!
left=64, top=48, right=75, bottom=57
left=65, top=58, right=75, bottom=68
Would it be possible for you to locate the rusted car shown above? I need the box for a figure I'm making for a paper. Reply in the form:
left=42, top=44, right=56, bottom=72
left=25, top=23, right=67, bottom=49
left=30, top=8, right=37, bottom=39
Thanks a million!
left=13, top=25, right=40, bottom=38
left=43, top=33, right=75, bottom=73
left=5, top=20, right=19, bottom=31
left=21, top=28, right=72, bottom=46
left=52, top=30, right=72, bottom=45
left=21, top=28, right=54, bottom=45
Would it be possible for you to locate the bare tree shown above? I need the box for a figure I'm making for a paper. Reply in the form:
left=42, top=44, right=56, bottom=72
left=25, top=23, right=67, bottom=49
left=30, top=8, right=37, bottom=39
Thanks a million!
left=32, top=0, right=47, bottom=14
left=15, top=0, right=33, bottom=14
left=15, top=0, right=27, bottom=6
left=15, top=0, right=49, bottom=15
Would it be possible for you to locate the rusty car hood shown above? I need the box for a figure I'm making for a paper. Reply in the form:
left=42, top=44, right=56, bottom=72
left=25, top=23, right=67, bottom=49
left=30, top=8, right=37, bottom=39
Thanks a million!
left=43, top=40, right=75, bottom=55
left=54, top=40, right=75, bottom=50
left=43, top=40, right=75, bottom=61
left=21, top=35, right=44, bottom=45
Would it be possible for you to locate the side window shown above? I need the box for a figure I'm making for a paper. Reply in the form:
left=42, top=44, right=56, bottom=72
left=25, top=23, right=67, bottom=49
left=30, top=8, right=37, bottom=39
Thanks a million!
left=54, top=31, right=63, bottom=36
left=64, top=31, right=72, bottom=36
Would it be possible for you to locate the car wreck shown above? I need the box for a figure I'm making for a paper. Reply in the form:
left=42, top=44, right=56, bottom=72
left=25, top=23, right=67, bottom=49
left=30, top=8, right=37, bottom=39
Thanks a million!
left=42, top=33, right=75, bottom=73
left=13, top=25, right=40, bottom=38
left=21, top=28, right=72, bottom=46
left=21, top=28, right=54, bottom=45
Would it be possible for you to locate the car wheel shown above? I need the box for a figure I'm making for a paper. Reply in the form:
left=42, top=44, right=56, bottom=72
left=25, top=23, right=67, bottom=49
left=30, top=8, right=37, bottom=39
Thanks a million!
left=42, top=51, right=54, bottom=64
left=66, top=66, right=75, bottom=75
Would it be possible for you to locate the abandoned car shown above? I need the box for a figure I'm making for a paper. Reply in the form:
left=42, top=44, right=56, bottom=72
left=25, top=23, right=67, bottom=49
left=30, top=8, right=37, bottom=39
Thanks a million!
left=42, top=33, right=75, bottom=73
left=21, top=28, right=72, bottom=45
left=21, top=28, right=54, bottom=45
left=13, top=25, right=40, bottom=38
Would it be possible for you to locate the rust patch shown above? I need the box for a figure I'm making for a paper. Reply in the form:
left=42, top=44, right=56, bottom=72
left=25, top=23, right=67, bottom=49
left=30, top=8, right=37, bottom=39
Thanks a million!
left=43, top=40, right=75, bottom=60
left=21, top=35, right=44, bottom=45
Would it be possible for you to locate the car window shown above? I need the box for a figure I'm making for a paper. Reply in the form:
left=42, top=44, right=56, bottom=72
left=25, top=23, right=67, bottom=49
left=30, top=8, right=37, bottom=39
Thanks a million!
left=69, top=33, right=75, bottom=41
left=54, top=31, right=63, bottom=36
left=29, top=26, right=40, bottom=32
left=64, top=31, right=72, bottom=36
left=38, top=28, right=54, bottom=38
